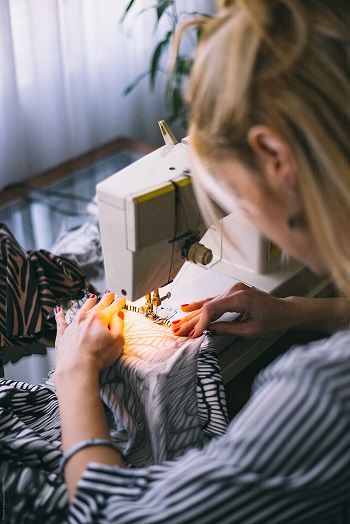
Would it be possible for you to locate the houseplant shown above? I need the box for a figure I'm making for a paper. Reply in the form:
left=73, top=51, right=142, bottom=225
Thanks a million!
left=122, top=0, right=212, bottom=129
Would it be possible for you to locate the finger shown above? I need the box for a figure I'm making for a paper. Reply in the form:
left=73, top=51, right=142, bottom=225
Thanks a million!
left=110, top=310, right=125, bottom=338
left=55, top=306, right=68, bottom=337
left=89, top=291, right=115, bottom=313
left=77, top=293, right=98, bottom=315
left=180, top=297, right=215, bottom=312
left=171, top=309, right=201, bottom=329
left=191, top=292, right=247, bottom=337
left=172, top=315, right=200, bottom=337
left=229, top=282, right=251, bottom=293
left=100, top=296, right=126, bottom=325
left=209, top=320, right=254, bottom=338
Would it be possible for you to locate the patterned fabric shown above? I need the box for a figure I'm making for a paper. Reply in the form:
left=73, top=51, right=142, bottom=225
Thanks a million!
left=0, top=381, right=66, bottom=523
left=0, top=312, right=228, bottom=523
left=67, top=330, right=350, bottom=524
left=0, top=222, right=96, bottom=349
left=196, top=334, right=228, bottom=438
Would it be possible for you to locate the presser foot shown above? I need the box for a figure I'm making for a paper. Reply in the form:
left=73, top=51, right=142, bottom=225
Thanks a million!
left=123, top=302, right=175, bottom=327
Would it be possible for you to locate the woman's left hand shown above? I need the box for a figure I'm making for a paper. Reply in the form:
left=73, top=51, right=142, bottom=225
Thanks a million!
left=54, top=291, right=125, bottom=377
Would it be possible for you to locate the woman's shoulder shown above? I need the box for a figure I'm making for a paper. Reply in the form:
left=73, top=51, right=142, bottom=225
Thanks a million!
left=254, top=329, right=350, bottom=393
left=288, top=328, right=350, bottom=360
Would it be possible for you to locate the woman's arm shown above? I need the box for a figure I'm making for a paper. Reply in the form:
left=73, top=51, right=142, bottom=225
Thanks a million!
left=171, top=283, right=350, bottom=338
left=55, top=366, right=124, bottom=502
left=67, top=334, right=350, bottom=523
left=54, top=292, right=125, bottom=501
left=283, top=296, right=350, bottom=334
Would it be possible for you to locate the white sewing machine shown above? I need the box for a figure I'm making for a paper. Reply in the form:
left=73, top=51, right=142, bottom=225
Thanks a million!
left=97, top=123, right=331, bottom=382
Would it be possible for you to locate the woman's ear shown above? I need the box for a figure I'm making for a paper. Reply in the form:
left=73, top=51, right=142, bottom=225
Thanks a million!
left=248, top=125, right=307, bottom=229
left=247, top=125, right=297, bottom=195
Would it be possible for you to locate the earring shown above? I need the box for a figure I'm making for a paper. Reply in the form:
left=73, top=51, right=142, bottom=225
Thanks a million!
left=287, top=214, right=301, bottom=229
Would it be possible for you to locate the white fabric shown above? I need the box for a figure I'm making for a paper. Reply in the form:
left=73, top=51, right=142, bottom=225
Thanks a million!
left=51, top=221, right=102, bottom=268
left=0, top=0, right=213, bottom=190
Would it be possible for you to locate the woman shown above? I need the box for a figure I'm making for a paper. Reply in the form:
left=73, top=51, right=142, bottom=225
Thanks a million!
left=55, top=0, right=350, bottom=522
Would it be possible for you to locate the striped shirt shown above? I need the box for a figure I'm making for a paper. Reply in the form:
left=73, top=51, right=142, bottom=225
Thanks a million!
left=68, top=330, right=350, bottom=523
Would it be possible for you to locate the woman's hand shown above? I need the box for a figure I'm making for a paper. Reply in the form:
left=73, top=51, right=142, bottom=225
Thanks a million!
left=171, top=283, right=294, bottom=339
left=54, top=291, right=126, bottom=501
left=54, top=291, right=125, bottom=377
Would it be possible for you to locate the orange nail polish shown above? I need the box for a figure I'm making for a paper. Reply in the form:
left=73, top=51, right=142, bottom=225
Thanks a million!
left=118, top=311, right=124, bottom=320
left=173, top=327, right=180, bottom=333
left=181, top=304, right=189, bottom=308
left=88, top=293, right=96, bottom=299
left=172, top=319, right=181, bottom=325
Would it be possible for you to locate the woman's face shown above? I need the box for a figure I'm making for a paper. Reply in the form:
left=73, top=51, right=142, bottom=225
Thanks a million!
left=210, top=157, right=328, bottom=275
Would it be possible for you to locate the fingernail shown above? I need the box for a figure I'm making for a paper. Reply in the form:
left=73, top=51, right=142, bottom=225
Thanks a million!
left=173, top=327, right=180, bottom=333
left=118, top=311, right=124, bottom=320
left=181, top=304, right=189, bottom=308
left=189, top=329, right=195, bottom=337
left=54, top=306, right=61, bottom=314
left=172, top=319, right=181, bottom=325
left=88, top=293, right=96, bottom=298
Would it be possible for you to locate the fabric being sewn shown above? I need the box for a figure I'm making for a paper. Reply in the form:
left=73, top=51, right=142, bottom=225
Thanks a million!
left=100, top=311, right=229, bottom=466
left=0, top=312, right=228, bottom=522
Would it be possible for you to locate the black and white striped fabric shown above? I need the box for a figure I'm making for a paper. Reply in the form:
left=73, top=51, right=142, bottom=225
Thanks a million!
left=2, top=323, right=350, bottom=522
left=67, top=330, right=350, bottom=523
left=0, top=381, right=66, bottom=522
left=0, top=312, right=228, bottom=523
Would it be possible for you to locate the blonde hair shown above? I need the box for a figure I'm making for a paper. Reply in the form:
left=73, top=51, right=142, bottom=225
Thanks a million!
left=182, top=0, right=350, bottom=294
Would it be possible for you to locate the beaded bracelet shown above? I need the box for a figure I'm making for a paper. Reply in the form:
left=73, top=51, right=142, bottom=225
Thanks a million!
left=60, top=438, right=120, bottom=474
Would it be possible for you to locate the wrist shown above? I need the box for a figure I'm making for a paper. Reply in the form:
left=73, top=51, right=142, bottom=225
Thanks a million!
left=54, top=360, right=99, bottom=388
left=280, top=296, right=304, bottom=331
left=281, top=296, right=336, bottom=333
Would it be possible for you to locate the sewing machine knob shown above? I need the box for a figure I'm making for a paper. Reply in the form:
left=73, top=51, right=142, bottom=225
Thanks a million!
left=186, top=243, right=213, bottom=266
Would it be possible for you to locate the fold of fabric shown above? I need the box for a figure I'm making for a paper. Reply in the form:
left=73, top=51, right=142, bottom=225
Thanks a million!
left=0, top=222, right=96, bottom=349
left=0, top=313, right=228, bottom=523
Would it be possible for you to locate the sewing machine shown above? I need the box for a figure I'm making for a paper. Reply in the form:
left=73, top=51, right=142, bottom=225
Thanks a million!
left=97, top=123, right=332, bottom=382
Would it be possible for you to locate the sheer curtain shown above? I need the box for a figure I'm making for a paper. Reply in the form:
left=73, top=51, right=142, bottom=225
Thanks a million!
left=1, top=0, right=210, bottom=189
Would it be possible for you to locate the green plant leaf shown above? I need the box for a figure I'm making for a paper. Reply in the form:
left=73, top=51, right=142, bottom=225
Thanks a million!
left=150, top=31, right=172, bottom=89
left=156, top=0, right=173, bottom=22
left=175, top=56, right=193, bottom=76
left=165, top=80, right=187, bottom=125
left=172, top=87, right=184, bottom=114
left=179, top=11, right=212, bottom=19
left=122, top=70, right=150, bottom=96
left=120, top=0, right=138, bottom=22
left=121, top=0, right=194, bottom=130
